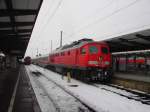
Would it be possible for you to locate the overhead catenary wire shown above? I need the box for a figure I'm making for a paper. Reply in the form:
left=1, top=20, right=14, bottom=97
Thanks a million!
left=79, top=0, right=115, bottom=24
left=26, top=0, right=57, bottom=57
left=38, top=0, right=137, bottom=41
left=34, top=0, right=63, bottom=56
left=37, top=0, right=63, bottom=39
left=30, top=0, right=143, bottom=56
left=33, top=0, right=56, bottom=37
left=36, top=0, right=141, bottom=47
left=61, top=0, right=115, bottom=43
left=39, top=0, right=114, bottom=37
left=100, top=23, right=150, bottom=41
left=68, top=0, right=142, bottom=38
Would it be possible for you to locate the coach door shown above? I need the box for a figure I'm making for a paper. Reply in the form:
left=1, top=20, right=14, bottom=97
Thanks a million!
left=75, top=49, right=79, bottom=66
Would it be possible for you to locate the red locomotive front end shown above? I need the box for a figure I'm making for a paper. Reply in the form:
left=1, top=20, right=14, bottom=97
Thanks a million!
left=76, top=42, right=112, bottom=81
left=78, top=42, right=111, bottom=69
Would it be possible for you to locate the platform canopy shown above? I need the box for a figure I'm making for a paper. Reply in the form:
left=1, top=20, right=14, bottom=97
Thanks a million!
left=0, top=0, right=43, bottom=58
left=105, top=28, right=150, bottom=53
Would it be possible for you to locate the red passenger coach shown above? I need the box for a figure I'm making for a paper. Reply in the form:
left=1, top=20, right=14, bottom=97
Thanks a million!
left=36, top=39, right=112, bottom=82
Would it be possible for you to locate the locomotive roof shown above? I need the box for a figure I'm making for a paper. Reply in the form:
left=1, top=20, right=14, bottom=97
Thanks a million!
left=51, top=39, right=107, bottom=55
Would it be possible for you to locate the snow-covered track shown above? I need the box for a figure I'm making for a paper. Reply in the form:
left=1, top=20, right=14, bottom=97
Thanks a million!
left=26, top=65, right=96, bottom=112
left=93, top=83, right=150, bottom=105
left=32, top=70, right=96, bottom=112
left=32, top=71, right=61, bottom=112
left=27, top=65, right=150, bottom=112
left=108, top=84, right=150, bottom=104
left=32, top=65, right=150, bottom=105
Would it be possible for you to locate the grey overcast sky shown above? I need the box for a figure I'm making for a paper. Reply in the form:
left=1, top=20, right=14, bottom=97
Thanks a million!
left=25, top=0, right=150, bottom=58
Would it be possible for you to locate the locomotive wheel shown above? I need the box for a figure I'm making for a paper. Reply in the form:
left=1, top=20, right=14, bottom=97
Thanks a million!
left=80, top=70, right=87, bottom=82
left=77, top=70, right=81, bottom=80
left=72, top=69, right=77, bottom=79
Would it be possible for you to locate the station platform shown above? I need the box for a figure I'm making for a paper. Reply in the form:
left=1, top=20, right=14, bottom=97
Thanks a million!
left=112, top=72, right=150, bottom=93
left=114, top=72, right=150, bottom=83
left=0, top=67, right=19, bottom=112
left=0, top=65, right=40, bottom=112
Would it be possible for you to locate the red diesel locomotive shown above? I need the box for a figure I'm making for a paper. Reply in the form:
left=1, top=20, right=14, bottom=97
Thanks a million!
left=34, top=39, right=112, bottom=81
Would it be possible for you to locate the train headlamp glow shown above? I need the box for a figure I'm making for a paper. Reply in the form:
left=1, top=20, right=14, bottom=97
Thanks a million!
left=88, top=61, right=98, bottom=65
left=105, top=61, right=110, bottom=65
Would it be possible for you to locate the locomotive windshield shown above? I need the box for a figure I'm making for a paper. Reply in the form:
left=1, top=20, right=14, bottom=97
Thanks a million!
left=101, top=47, right=109, bottom=54
left=89, top=46, right=98, bottom=54
left=81, top=48, right=86, bottom=54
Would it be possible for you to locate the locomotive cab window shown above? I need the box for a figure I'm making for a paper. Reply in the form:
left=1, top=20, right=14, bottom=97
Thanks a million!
left=81, top=48, right=86, bottom=54
left=89, top=46, right=98, bottom=54
left=101, top=47, right=108, bottom=54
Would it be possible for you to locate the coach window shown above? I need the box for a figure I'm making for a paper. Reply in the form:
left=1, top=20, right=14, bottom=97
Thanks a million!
left=81, top=48, right=86, bottom=55
left=101, top=47, right=108, bottom=54
left=89, top=46, right=98, bottom=54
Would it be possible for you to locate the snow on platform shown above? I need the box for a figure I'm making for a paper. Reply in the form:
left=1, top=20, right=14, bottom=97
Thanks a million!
left=25, top=66, right=89, bottom=112
left=25, top=67, right=57, bottom=112
left=27, top=65, right=150, bottom=112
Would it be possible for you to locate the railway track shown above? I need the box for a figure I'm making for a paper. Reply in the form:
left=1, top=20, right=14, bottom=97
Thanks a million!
left=31, top=70, right=96, bottom=112
left=27, top=65, right=150, bottom=112
left=35, top=65, right=150, bottom=106
left=36, top=65, right=150, bottom=105
left=92, top=83, right=150, bottom=105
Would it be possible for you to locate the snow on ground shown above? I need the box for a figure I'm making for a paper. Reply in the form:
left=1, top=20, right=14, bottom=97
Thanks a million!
left=95, top=84, right=138, bottom=97
left=28, top=65, right=150, bottom=112
left=25, top=67, right=57, bottom=112
left=26, top=66, right=89, bottom=112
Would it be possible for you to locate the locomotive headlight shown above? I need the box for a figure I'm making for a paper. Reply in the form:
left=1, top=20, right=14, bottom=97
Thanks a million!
left=105, top=61, right=110, bottom=65
left=88, top=61, right=98, bottom=65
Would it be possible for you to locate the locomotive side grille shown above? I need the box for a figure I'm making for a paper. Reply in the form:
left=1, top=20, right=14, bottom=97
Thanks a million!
left=88, top=61, right=98, bottom=65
